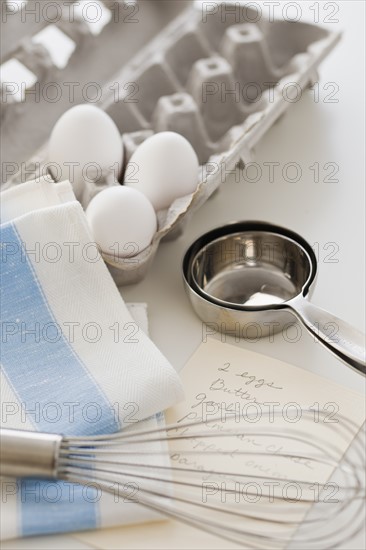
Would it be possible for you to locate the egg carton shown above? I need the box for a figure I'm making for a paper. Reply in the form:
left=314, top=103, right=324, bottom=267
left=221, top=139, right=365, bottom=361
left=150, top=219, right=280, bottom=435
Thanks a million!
left=1, top=1, right=341, bottom=285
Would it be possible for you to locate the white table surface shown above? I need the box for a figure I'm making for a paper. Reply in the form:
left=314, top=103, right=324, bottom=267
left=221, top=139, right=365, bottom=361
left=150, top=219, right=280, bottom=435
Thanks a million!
left=3, top=1, right=365, bottom=549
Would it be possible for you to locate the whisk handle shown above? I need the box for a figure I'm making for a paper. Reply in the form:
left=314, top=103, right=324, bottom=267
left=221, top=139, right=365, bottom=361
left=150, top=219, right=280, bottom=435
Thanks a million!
left=0, top=428, right=62, bottom=478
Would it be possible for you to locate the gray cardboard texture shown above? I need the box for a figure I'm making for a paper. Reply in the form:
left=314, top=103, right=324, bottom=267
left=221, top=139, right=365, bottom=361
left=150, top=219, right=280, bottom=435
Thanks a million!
left=1, top=1, right=340, bottom=285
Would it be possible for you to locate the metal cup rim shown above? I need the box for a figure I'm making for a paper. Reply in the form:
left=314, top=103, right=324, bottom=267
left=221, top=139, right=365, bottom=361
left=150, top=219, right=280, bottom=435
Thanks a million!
left=182, top=220, right=318, bottom=312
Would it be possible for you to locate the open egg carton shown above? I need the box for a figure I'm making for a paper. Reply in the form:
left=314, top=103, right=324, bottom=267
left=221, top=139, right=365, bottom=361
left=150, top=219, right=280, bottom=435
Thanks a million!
left=1, top=0, right=341, bottom=285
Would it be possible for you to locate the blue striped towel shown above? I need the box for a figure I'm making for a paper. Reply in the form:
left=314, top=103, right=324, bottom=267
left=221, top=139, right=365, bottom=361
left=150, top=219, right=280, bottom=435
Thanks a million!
left=0, top=178, right=183, bottom=540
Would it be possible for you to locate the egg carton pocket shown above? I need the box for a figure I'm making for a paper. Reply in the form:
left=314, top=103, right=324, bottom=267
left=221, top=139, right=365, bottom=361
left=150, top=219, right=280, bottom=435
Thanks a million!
left=104, top=193, right=194, bottom=285
left=2, top=1, right=341, bottom=285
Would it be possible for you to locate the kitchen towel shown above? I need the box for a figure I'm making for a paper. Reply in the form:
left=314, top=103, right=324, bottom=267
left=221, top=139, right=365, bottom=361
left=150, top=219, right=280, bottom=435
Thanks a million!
left=0, top=179, right=183, bottom=539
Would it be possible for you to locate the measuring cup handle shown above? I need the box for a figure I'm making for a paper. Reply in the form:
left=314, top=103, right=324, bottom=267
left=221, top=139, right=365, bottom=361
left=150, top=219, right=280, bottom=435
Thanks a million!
left=289, top=299, right=366, bottom=376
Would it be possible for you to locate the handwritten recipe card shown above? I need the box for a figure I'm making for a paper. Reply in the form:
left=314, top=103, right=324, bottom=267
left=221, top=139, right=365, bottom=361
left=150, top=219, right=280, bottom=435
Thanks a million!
left=75, top=339, right=365, bottom=549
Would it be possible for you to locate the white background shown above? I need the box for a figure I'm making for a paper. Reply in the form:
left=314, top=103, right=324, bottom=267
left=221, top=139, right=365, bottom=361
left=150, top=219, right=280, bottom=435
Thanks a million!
left=3, top=1, right=365, bottom=549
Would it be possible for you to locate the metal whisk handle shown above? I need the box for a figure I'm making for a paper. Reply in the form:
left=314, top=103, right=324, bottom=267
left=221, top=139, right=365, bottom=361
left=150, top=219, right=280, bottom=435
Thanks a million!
left=0, top=428, right=62, bottom=479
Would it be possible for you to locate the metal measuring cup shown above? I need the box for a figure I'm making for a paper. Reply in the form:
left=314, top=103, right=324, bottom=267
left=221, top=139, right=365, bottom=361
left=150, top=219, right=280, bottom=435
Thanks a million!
left=183, top=221, right=365, bottom=376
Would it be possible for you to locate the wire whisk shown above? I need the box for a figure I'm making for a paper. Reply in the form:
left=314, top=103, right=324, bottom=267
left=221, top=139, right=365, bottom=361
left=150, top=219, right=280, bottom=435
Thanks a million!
left=1, top=409, right=364, bottom=548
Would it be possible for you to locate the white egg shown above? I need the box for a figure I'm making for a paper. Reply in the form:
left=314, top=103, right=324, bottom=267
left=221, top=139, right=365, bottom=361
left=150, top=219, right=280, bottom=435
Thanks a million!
left=86, top=186, right=157, bottom=257
left=124, top=131, right=199, bottom=211
left=49, top=105, right=123, bottom=199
